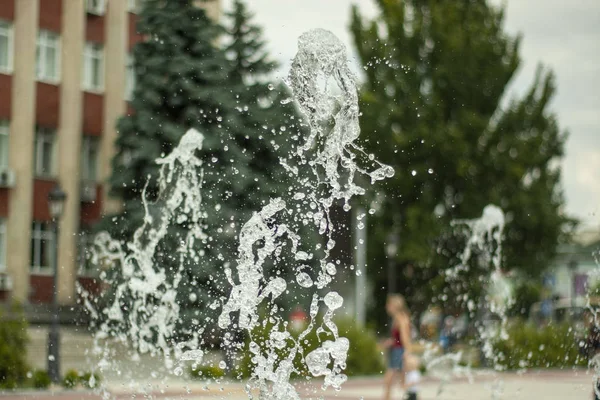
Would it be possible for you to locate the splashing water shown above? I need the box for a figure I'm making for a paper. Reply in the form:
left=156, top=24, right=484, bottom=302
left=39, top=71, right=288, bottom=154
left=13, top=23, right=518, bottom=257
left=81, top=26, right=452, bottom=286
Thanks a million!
left=85, top=29, right=393, bottom=399
left=432, top=205, right=512, bottom=398
left=218, top=28, right=393, bottom=399
left=84, top=129, right=207, bottom=386
left=586, top=249, right=600, bottom=398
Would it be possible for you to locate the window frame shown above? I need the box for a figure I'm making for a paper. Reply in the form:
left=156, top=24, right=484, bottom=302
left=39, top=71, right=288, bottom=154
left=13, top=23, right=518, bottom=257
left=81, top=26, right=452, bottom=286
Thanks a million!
left=82, top=42, right=104, bottom=92
left=81, top=135, right=100, bottom=182
left=36, top=29, right=61, bottom=84
left=0, top=19, right=13, bottom=74
left=127, top=0, right=142, bottom=13
left=86, top=0, right=106, bottom=15
left=30, top=221, right=55, bottom=274
left=0, top=120, right=9, bottom=169
left=125, top=53, right=135, bottom=100
left=0, top=219, right=6, bottom=272
left=34, top=127, right=57, bottom=178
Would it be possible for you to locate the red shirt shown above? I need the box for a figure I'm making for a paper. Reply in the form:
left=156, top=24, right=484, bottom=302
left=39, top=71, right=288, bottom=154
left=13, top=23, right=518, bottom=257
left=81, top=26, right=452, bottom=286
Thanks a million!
left=392, top=325, right=403, bottom=348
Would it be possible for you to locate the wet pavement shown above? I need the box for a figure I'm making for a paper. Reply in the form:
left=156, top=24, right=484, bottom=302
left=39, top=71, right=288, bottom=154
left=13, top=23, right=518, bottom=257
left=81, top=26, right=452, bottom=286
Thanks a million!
left=0, top=369, right=594, bottom=399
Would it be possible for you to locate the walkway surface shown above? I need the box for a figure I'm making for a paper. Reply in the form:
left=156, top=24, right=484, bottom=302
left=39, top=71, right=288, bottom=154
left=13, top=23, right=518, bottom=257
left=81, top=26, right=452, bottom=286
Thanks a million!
left=0, top=369, right=595, bottom=399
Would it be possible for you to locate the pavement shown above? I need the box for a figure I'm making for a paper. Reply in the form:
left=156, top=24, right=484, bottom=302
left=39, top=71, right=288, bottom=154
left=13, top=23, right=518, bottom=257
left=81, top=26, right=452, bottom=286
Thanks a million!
left=0, top=369, right=595, bottom=399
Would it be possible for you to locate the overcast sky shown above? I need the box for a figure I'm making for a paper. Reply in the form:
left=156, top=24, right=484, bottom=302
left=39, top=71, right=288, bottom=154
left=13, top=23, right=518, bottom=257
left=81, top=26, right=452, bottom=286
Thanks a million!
left=224, top=0, right=600, bottom=228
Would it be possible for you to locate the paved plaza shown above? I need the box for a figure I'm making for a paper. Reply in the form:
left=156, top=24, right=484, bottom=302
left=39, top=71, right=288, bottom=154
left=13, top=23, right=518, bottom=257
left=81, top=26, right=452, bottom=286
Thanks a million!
left=0, top=370, right=595, bottom=400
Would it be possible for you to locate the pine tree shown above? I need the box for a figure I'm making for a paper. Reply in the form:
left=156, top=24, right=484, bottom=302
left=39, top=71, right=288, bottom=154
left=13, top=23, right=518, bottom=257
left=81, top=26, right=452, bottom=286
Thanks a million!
left=350, top=0, right=573, bottom=322
left=101, top=0, right=292, bottom=330
left=223, top=0, right=298, bottom=192
left=222, top=0, right=318, bottom=310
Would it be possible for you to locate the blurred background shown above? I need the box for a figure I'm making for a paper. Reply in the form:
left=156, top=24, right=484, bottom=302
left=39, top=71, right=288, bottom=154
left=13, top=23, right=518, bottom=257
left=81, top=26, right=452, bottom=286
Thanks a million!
left=0, top=0, right=598, bottom=391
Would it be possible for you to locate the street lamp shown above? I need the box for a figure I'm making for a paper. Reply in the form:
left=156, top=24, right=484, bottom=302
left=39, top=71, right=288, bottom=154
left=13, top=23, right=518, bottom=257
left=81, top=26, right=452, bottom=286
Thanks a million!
left=47, top=183, right=66, bottom=383
left=386, top=229, right=399, bottom=294
left=568, top=259, right=578, bottom=311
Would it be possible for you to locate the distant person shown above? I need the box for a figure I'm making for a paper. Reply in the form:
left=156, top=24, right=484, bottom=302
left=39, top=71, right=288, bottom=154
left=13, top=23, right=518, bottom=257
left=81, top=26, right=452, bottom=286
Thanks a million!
left=382, top=294, right=413, bottom=400
left=402, top=353, right=421, bottom=400
left=289, top=305, right=308, bottom=333
left=582, top=310, right=600, bottom=399
left=439, top=316, right=455, bottom=353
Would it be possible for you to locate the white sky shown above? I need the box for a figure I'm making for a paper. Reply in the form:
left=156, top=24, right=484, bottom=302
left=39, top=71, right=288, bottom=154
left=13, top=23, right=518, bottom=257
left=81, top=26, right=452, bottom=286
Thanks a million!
left=224, top=0, right=600, bottom=227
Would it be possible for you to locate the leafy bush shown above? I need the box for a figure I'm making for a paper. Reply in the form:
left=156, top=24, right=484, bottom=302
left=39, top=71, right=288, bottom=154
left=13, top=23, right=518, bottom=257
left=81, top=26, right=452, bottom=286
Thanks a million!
left=30, top=369, right=51, bottom=389
left=188, top=364, right=226, bottom=380
left=335, top=318, right=385, bottom=376
left=492, top=322, right=586, bottom=369
left=61, top=369, right=101, bottom=389
left=0, top=306, right=29, bottom=389
left=80, top=371, right=101, bottom=389
left=509, top=281, right=543, bottom=317
left=62, top=369, right=79, bottom=389
left=236, top=317, right=384, bottom=379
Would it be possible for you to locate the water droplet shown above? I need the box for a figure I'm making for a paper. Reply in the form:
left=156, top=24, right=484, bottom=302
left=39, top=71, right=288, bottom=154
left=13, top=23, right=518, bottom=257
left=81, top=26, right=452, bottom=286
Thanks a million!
left=428, top=168, right=434, bottom=174
left=411, top=170, right=417, bottom=176
left=296, top=272, right=313, bottom=288
left=324, top=292, right=343, bottom=310
left=268, top=83, right=274, bottom=91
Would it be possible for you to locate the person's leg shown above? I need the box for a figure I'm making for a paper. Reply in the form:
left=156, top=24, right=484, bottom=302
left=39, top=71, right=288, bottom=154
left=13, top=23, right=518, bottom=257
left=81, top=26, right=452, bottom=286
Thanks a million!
left=383, top=369, right=397, bottom=400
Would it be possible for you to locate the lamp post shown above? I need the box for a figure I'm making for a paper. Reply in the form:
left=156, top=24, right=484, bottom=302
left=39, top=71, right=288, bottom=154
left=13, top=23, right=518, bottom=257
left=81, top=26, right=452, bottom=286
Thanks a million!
left=354, top=206, right=367, bottom=327
left=386, top=230, right=398, bottom=294
left=47, top=183, right=66, bottom=383
left=568, top=259, right=578, bottom=311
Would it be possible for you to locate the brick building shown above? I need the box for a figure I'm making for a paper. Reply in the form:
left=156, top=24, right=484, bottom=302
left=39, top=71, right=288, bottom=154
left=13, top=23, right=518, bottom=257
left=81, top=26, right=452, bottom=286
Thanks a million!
left=0, top=0, right=220, bottom=309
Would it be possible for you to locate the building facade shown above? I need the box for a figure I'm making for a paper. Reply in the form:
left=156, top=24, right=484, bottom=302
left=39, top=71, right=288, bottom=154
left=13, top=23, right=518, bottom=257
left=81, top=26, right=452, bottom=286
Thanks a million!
left=0, top=0, right=220, bottom=307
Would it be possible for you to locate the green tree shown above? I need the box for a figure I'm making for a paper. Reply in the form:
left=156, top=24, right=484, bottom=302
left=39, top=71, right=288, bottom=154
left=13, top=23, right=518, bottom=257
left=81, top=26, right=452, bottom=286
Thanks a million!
left=0, top=306, right=29, bottom=389
left=350, top=0, right=573, bottom=324
left=100, top=0, right=297, bottom=331
left=223, top=0, right=319, bottom=311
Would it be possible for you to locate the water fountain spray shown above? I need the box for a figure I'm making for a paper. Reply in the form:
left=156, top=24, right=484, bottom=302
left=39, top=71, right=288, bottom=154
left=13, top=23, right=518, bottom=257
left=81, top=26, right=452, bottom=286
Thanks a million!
left=85, top=29, right=393, bottom=400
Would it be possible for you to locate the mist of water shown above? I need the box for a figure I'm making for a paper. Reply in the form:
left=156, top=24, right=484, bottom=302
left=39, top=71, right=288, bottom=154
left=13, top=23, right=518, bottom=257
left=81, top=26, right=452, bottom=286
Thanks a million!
left=425, top=205, right=512, bottom=398
left=83, top=29, right=393, bottom=399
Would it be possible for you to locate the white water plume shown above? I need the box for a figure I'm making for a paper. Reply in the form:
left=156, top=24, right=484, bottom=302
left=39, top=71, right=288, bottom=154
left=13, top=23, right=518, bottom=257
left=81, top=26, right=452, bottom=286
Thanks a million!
left=84, top=128, right=207, bottom=375
left=83, top=29, right=393, bottom=400
left=433, top=205, right=512, bottom=398
left=217, top=28, right=393, bottom=398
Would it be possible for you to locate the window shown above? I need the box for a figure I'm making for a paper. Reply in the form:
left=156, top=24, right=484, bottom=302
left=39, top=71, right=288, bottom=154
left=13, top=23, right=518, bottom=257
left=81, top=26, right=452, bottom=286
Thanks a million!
left=0, top=219, right=5, bottom=272
left=77, top=230, right=97, bottom=276
left=83, top=42, right=104, bottom=92
left=125, top=54, right=135, bottom=100
left=0, top=120, right=8, bottom=168
left=86, top=0, right=106, bottom=15
left=36, top=30, right=60, bottom=83
left=0, top=19, right=13, bottom=73
left=81, top=136, right=99, bottom=181
left=34, top=128, right=56, bottom=177
left=31, top=222, right=55, bottom=273
left=128, top=0, right=142, bottom=13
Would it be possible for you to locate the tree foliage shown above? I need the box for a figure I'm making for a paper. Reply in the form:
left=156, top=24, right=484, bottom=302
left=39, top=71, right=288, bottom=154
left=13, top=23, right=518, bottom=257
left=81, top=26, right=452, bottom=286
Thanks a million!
left=350, top=0, right=573, bottom=323
left=100, top=0, right=300, bottom=330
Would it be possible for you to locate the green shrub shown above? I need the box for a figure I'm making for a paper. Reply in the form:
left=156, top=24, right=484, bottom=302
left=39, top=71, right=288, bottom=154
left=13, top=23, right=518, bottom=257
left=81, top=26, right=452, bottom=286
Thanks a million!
left=509, top=281, right=543, bottom=317
left=62, top=369, right=79, bottom=389
left=0, top=306, right=29, bottom=389
left=188, top=364, right=226, bottom=380
left=80, top=371, right=101, bottom=389
left=492, top=322, right=586, bottom=369
left=30, top=369, right=51, bottom=389
left=335, top=318, right=385, bottom=376
left=236, top=317, right=384, bottom=379
left=61, top=369, right=102, bottom=389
